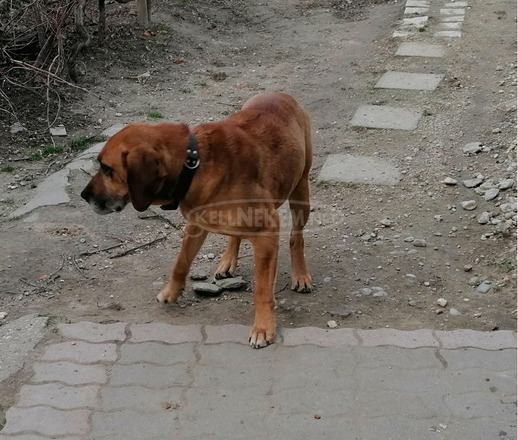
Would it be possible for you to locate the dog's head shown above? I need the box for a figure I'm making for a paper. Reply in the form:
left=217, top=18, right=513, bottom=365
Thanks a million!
left=81, top=123, right=189, bottom=214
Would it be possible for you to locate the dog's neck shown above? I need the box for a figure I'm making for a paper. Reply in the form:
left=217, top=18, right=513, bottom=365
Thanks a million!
left=160, top=132, right=200, bottom=211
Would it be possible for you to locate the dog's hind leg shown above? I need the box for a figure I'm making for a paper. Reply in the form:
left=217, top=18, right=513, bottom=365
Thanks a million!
left=288, top=177, right=312, bottom=293
left=215, top=236, right=241, bottom=279
left=157, top=222, right=208, bottom=303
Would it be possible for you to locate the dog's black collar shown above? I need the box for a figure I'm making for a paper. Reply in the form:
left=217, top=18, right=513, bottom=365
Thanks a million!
left=160, top=132, right=199, bottom=211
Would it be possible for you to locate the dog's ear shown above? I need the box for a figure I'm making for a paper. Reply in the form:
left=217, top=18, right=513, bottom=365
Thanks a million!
left=125, top=149, right=167, bottom=212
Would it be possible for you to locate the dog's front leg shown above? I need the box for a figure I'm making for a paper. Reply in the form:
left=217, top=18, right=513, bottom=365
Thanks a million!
left=157, top=222, right=208, bottom=303
left=248, top=229, right=279, bottom=349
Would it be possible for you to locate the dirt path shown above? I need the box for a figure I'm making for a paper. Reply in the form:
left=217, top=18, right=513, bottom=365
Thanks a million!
left=0, top=0, right=516, bottom=334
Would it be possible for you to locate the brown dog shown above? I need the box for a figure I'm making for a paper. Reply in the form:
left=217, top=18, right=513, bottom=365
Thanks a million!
left=81, top=92, right=313, bottom=348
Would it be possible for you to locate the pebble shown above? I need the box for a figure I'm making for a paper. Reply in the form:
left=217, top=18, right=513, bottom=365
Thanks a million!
left=380, top=218, right=392, bottom=227
left=413, top=239, right=427, bottom=247
left=360, top=288, right=372, bottom=296
left=462, top=142, right=483, bottom=154
left=461, top=200, right=477, bottom=211
left=442, top=177, right=458, bottom=185
left=463, top=265, right=473, bottom=272
left=404, top=236, right=415, bottom=242
left=10, top=122, right=27, bottom=134
left=327, top=320, right=338, bottom=329
left=463, top=178, right=484, bottom=188
left=477, top=282, right=492, bottom=293
left=214, top=276, right=247, bottom=290
left=192, top=283, right=223, bottom=296
left=323, top=277, right=332, bottom=283
left=477, top=212, right=490, bottom=224
left=484, top=188, right=499, bottom=201
left=449, top=308, right=462, bottom=316
left=499, top=179, right=514, bottom=190
left=190, top=272, right=209, bottom=281
left=0, top=311, right=7, bottom=319
left=437, top=298, right=448, bottom=308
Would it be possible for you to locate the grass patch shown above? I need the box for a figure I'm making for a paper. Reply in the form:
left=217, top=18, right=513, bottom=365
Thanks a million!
left=196, top=81, right=208, bottom=87
left=148, top=111, right=164, bottom=119
left=180, top=88, right=193, bottom=94
left=42, top=146, right=64, bottom=157
left=1, top=165, right=15, bottom=172
left=69, top=136, right=90, bottom=151
left=30, top=152, right=43, bottom=161
left=492, top=258, right=516, bottom=273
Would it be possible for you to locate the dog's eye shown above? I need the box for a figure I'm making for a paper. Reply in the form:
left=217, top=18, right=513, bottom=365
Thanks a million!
left=100, top=163, right=113, bottom=177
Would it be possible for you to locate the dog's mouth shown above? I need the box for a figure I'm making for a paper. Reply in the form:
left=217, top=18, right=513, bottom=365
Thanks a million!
left=85, top=197, right=127, bottom=215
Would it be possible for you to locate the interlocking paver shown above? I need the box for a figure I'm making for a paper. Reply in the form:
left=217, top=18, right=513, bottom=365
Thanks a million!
left=57, top=322, right=127, bottom=342
left=436, top=329, right=516, bottom=350
left=16, top=383, right=100, bottom=409
left=205, top=324, right=249, bottom=344
left=40, top=341, right=117, bottom=363
left=100, top=385, right=184, bottom=411
left=89, top=410, right=179, bottom=439
left=109, top=363, right=191, bottom=387
left=118, top=342, right=196, bottom=364
left=0, top=323, right=516, bottom=440
left=31, top=361, right=108, bottom=385
left=129, top=323, right=202, bottom=344
left=1, top=407, right=90, bottom=437
left=357, top=328, right=439, bottom=348
left=280, top=326, right=358, bottom=346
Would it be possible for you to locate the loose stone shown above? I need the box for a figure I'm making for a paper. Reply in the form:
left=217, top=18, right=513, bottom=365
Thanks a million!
left=484, top=188, right=499, bottom=201
left=463, top=264, right=473, bottom=272
left=463, top=178, right=484, bottom=188
left=215, top=276, right=247, bottom=290
left=462, top=142, right=483, bottom=154
left=499, top=179, right=514, bottom=190
left=327, top=320, right=338, bottom=328
left=437, top=298, right=448, bottom=308
left=477, top=212, right=490, bottom=224
left=449, top=308, right=462, bottom=316
left=413, top=239, right=427, bottom=247
left=461, top=200, right=477, bottom=211
left=476, top=282, right=492, bottom=293
left=191, top=272, right=209, bottom=281
left=193, top=283, right=223, bottom=296
left=442, top=177, right=457, bottom=185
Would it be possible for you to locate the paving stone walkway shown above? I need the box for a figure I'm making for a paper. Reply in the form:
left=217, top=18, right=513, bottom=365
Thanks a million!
left=0, top=322, right=516, bottom=440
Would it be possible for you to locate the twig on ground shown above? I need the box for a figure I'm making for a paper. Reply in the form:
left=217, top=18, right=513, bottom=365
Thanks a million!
left=141, top=211, right=183, bottom=230
left=109, top=235, right=169, bottom=259
left=72, top=256, right=89, bottom=278
left=274, top=283, right=289, bottom=294
left=78, top=243, right=124, bottom=257
left=46, top=254, right=66, bottom=283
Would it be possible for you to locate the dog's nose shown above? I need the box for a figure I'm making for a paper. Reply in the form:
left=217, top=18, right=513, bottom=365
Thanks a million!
left=80, top=185, right=91, bottom=201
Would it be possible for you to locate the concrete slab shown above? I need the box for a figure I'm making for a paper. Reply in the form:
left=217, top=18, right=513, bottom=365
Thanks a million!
left=375, top=71, right=444, bottom=91
left=0, top=315, right=49, bottom=383
left=404, top=7, right=429, bottom=14
left=102, top=123, right=125, bottom=137
left=440, top=8, right=465, bottom=15
left=441, top=15, right=465, bottom=22
left=440, top=21, right=462, bottom=29
left=435, top=30, right=462, bottom=38
left=395, top=42, right=445, bottom=57
left=317, top=154, right=401, bottom=185
left=442, top=1, right=467, bottom=7
left=350, top=105, right=422, bottom=130
left=393, top=30, right=411, bottom=38
left=402, top=16, right=429, bottom=28
left=405, top=0, right=429, bottom=7
left=10, top=169, right=71, bottom=218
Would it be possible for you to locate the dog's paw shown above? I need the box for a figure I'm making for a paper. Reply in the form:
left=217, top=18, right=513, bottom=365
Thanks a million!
left=291, top=274, right=312, bottom=293
left=249, top=324, right=275, bottom=349
left=157, top=287, right=182, bottom=303
left=215, top=270, right=234, bottom=280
